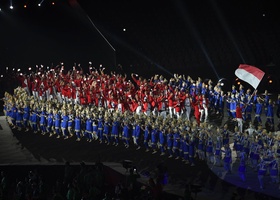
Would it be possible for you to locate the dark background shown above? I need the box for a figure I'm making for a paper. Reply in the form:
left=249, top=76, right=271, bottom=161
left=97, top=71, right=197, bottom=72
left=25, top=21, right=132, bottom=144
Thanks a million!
left=0, top=0, right=280, bottom=92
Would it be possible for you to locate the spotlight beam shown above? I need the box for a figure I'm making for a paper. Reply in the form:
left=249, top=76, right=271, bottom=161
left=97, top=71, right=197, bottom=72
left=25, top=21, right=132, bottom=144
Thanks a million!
left=107, top=32, right=173, bottom=76
left=68, top=0, right=115, bottom=52
left=176, top=1, right=220, bottom=80
left=210, top=1, right=246, bottom=63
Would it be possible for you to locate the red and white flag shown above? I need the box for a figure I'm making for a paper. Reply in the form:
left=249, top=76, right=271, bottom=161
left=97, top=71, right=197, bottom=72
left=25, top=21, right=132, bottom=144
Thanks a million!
left=235, top=64, right=265, bottom=89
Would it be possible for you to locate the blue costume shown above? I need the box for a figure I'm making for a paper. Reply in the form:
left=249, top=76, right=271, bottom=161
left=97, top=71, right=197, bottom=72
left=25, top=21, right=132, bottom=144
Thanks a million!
left=252, top=143, right=261, bottom=170
left=54, top=112, right=61, bottom=137
left=97, top=117, right=104, bottom=143
left=255, top=101, right=263, bottom=123
left=230, top=96, right=237, bottom=118
left=257, top=160, right=267, bottom=189
left=166, top=131, right=173, bottom=157
left=133, top=123, right=141, bottom=149
left=264, top=94, right=270, bottom=115
left=103, top=120, right=111, bottom=144
left=61, top=114, right=69, bottom=138
left=206, top=136, right=213, bottom=163
left=39, top=110, right=47, bottom=135
left=222, top=128, right=230, bottom=146
left=111, top=119, right=120, bottom=145
left=238, top=152, right=246, bottom=182
left=181, top=134, right=189, bottom=162
left=226, top=95, right=231, bottom=118
left=223, top=146, right=232, bottom=173
left=23, top=105, right=30, bottom=130
left=151, top=127, right=159, bottom=153
left=158, top=129, right=166, bottom=155
left=68, top=114, right=74, bottom=136
left=172, top=131, right=180, bottom=158
left=245, top=97, right=253, bottom=121
left=234, top=133, right=244, bottom=155
left=143, top=124, right=151, bottom=151
left=214, top=137, right=222, bottom=166
left=122, top=123, right=130, bottom=147
left=15, top=106, right=23, bottom=130
left=197, top=133, right=205, bottom=161
left=10, top=105, right=17, bottom=126
left=85, top=117, right=93, bottom=142
left=47, top=111, right=54, bottom=134
left=218, top=93, right=225, bottom=116
left=74, top=115, right=81, bottom=141
left=266, top=103, right=274, bottom=126
left=269, top=160, right=279, bottom=184
left=31, top=108, right=39, bottom=133
left=92, top=120, right=98, bottom=140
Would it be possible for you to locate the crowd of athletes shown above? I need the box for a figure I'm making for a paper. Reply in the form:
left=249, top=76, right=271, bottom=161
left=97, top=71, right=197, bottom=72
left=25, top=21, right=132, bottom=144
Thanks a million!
left=2, top=64, right=280, bottom=189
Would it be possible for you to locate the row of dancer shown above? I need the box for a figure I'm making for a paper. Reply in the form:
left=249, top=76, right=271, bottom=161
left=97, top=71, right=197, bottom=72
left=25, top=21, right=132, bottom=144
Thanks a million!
left=3, top=87, right=229, bottom=166
left=3, top=87, right=280, bottom=190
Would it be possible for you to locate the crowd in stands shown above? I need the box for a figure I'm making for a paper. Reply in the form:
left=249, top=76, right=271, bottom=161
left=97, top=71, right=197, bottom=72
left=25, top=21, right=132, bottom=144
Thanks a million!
left=0, top=160, right=170, bottom=200
left=2, top=63, right=280, bottom=193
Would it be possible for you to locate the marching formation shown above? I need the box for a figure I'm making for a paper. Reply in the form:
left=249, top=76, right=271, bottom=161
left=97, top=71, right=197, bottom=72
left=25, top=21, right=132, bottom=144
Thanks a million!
left=2, top=64, right=280, bottom=190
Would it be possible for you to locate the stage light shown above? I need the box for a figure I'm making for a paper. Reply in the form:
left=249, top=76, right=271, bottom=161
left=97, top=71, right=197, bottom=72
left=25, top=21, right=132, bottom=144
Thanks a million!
left=0, top=75, right=3, bottom=78
left=24, top=4, right=27, bottom=8
left=123, top=28, right=126, bottom=32
left=10, top=6, right=13, bottom=9
left=52, top=2, right=55, bottom=5
left=38, top=0, right=45, bottom=7
left=269, top=80, right=272, bottom=84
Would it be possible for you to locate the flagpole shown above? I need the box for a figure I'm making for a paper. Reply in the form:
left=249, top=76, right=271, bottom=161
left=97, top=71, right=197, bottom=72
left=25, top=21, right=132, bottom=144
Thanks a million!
left=243, top=88, right=262, bottom=122
left=247, top=89, right=257, bottom=105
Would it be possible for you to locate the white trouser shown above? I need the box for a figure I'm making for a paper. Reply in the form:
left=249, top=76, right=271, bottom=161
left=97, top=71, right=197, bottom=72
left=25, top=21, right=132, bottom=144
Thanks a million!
left=23, top=87, right=30, bottom=96
left=32, top=91, right=38, bottom=99
left=236, top=118, right=243, bottom=132
left=56, top=92, right=63, bottom=103
left=144, top=110, right=151, bottom=116
left=185, top=106, right=191, bottom=121
left=168, top=107, right=174, bottom=117
left=152, top=108, right=158, bottom=116
left=159, top=111, right=167, bottom=119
